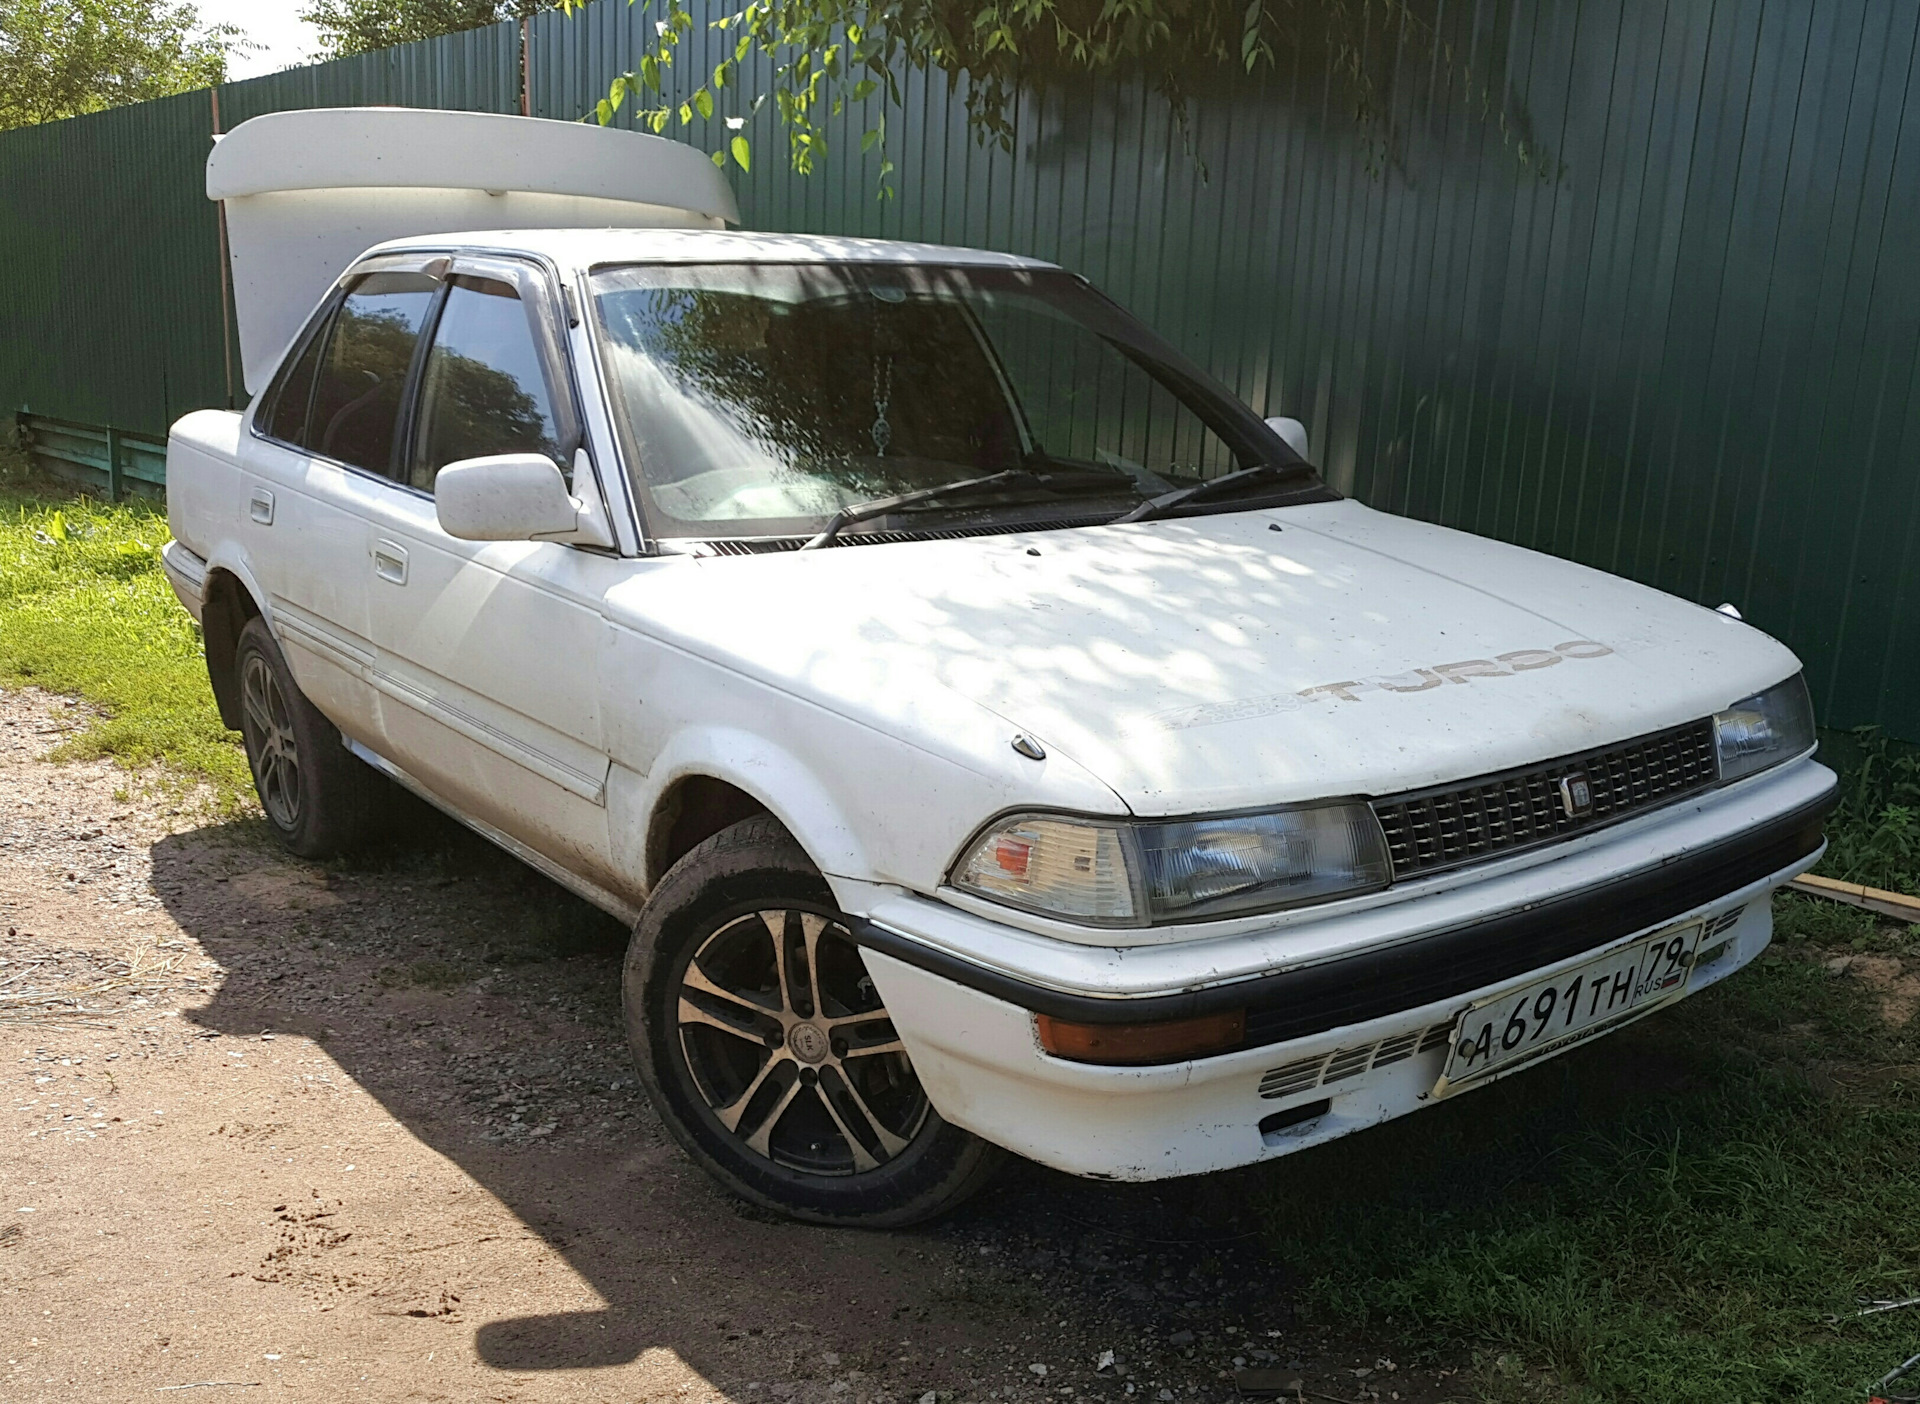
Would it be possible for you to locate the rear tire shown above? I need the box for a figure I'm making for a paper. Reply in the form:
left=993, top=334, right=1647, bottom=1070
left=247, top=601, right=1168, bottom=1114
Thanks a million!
left=234, top=616, right=389, bottom=858
left=625, top=815, right=1003, bottom=1227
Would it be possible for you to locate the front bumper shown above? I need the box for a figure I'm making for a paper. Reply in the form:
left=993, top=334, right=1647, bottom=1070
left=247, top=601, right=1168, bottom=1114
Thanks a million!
left=854, top=757, right=1835, bottom=1179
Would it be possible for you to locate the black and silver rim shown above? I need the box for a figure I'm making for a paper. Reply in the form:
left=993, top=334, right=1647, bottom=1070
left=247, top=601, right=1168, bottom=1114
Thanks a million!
left=240, top=652, right=301, bottom=830
left=674, top=908, right=928, bottom=1175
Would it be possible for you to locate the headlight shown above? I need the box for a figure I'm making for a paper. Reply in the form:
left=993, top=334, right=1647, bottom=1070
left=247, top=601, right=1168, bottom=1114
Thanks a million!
left=1714, top=674, right=1816, bottom=783
left=951, top=803, right=1391, bottom=926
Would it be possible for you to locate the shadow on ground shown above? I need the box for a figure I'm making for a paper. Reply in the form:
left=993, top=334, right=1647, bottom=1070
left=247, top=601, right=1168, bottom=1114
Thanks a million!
left=149, top=810, right=1320, bottom=1389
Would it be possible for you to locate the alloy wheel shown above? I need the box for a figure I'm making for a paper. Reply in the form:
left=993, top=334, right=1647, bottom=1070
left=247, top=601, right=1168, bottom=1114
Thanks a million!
left=674, top=908, right=928, bottom=1175
left=240, top=652, right=301, bottom=830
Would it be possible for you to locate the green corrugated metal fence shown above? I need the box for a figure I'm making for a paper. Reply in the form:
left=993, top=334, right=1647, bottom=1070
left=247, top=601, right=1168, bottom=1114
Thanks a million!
left=0, top=26, right=518, bottom=434
left=3, top=1, right=1920, bottom=741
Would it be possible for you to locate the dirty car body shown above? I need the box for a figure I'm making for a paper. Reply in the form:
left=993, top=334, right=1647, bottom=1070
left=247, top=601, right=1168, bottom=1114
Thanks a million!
left=161, top=109, right=1835, bottom=1221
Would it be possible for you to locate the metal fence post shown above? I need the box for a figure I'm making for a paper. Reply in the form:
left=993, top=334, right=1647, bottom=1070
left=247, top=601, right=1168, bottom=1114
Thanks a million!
left=521, top=16, right=532, bottom=116
left=105, top=424, right=121, bottom=502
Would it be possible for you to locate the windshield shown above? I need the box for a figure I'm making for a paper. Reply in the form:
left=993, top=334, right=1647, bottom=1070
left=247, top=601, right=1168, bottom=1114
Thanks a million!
left=589, top=262, right=1319, bottom=541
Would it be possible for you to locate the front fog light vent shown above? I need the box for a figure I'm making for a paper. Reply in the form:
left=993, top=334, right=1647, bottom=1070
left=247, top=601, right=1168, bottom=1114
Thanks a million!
left=1321, top=1045, right=1373, bottom=1084
left=1703, top=906, right=1744, bottom=939
left=1258, top=1054, right=1326, bottom=1101
left=1258, top=1022, right=1454, bottom=1099
left=1693, top=905, right=1745, bottom=970
left=1368, top=1030, right=1424, bottom=1069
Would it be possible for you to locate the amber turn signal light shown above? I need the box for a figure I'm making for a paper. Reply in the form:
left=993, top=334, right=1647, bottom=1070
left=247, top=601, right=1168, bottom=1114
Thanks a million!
left=1035, top=1009, right=1246, bottom=1065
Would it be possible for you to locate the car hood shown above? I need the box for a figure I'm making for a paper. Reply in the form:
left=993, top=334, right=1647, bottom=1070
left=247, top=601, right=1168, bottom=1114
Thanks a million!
left=612, top=501, right=1802, bottom=815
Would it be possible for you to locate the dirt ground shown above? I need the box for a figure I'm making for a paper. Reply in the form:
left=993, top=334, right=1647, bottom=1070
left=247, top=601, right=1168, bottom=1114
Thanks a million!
left=0, top=687, right=1468, bottom=1403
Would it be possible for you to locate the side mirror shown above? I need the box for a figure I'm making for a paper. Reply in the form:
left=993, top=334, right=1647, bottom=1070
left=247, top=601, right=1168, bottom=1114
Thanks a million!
left=434, top=453, right=614, bottom=547
left=1265, top=416, right=1311, bottom=462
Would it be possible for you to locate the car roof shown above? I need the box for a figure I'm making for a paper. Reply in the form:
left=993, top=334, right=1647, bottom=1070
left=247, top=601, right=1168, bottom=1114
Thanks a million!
left=359, top=226, right=1061, bottom=273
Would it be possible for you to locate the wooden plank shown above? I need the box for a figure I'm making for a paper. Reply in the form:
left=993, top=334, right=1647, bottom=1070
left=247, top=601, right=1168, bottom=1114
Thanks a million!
left=1788, top=872, right=1920, bottom=924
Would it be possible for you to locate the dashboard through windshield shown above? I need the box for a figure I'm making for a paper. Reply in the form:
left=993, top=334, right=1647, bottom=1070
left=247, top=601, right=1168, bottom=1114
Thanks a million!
left=588, top=261, right=1316, bottom=542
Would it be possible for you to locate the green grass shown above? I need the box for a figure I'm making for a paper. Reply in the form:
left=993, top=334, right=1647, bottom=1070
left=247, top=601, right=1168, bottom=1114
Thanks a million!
left=1814, top=725, right=1920, bottom=896
left=0, top=474, right=251, bottom=808
left=1252, top=906, right=1919, bottom=1403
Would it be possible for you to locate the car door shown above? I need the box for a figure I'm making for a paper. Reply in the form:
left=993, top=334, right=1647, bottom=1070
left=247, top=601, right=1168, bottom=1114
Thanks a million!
left=358, top=256, right=624, bottom=885
left=239, top=261, right=442, bottom=746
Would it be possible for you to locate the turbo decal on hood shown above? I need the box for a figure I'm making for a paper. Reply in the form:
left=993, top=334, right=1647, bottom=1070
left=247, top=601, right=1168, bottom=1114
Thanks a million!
left=1147, top=641, right=1616, bottom=732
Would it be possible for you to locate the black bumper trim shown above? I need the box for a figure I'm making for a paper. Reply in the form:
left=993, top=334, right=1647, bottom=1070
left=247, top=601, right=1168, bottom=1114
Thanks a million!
left=850, top=784, right=1835, bottom=1052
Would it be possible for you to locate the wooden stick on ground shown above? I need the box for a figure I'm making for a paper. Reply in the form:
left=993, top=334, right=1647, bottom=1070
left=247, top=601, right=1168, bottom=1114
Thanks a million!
left=1788, top=873, right=1920, bottom=924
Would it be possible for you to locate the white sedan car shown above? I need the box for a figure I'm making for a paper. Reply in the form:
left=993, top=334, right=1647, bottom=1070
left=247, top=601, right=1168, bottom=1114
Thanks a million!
left=161, top=109, right=1836, bottom=1225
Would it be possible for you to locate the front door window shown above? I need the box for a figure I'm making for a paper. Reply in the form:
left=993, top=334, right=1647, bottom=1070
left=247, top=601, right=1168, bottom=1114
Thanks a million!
left=407, top=275, right=563, bottom=494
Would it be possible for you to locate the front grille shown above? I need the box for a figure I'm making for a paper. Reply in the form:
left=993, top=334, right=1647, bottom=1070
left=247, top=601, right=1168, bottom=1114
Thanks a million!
left=1371, top=719, right=1719, bottom=880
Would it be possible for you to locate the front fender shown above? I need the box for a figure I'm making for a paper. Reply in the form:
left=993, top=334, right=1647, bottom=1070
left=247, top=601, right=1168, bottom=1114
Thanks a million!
left=597, top=601, right=1130, bottom=912
left=608, top=726, right=871, bottom=895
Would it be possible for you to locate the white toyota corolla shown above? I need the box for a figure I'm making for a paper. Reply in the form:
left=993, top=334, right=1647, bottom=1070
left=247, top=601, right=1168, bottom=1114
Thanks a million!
left=160, top=108, right=1836, bottom=1224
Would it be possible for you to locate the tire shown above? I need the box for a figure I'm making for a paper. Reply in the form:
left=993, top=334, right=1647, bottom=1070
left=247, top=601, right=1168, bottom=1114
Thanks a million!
left=625, top=815, right=1003, bottom=1227
left=234, top=616, right=389, bottom=859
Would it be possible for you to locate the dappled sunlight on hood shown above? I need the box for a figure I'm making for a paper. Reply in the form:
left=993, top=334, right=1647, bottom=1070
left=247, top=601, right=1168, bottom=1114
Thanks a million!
left=605, top=501, right=1801, bottom=814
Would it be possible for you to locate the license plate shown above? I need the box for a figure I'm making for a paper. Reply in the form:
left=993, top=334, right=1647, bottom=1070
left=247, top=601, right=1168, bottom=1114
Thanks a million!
left=1432, top=923, right=1703, bottom=1097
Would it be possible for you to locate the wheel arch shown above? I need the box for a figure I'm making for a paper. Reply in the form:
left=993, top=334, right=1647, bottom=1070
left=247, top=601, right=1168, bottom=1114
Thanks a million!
left=200, top=565, right=265, bottom=731
left=645, top=773, right=773, bottom=888
left=620, top=729, right=874, bottom=895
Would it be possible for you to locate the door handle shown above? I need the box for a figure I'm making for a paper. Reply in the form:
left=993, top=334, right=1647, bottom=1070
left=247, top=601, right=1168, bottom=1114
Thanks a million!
left=373, top=540, right=409, bottom=585
left=249, top=489, right=275, bottom=525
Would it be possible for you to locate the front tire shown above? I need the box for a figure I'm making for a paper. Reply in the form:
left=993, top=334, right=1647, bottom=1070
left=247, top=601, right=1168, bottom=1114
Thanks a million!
left=234, top=616, right=388, bottom=858
left=625, top=816, right=1002, bottom=1226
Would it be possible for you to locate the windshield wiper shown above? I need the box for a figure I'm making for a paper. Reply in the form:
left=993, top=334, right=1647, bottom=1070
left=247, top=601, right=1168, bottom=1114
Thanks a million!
left=801, top=467, right=1124, bottom=549
left=1112, top=461, right=1319, bottom=524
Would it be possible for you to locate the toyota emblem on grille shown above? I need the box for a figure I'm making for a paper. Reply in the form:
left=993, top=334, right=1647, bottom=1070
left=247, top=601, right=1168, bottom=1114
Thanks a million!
left=1559, top=773, right=1594, bottom=817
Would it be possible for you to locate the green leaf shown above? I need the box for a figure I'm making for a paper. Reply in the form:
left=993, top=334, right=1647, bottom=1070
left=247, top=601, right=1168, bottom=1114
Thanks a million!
left=852, top=77, right=876, bottom=99
left=679, top=101, right=693, bottom=124
left=861, top=127, right=879, bottom=153
left=731, top=134, right=752, bottom=170
left=639, top=54, right=660, bottom=90
left=595, top=98, right=614, bottom=125
left=712, top=149, right=727, bottom=166
left=694, top=87, right=714, bottom=119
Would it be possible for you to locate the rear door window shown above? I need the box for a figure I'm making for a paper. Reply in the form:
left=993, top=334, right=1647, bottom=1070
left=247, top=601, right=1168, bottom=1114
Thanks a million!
left=262, top=303, right=332, bottom=445
left=305, top=271, right=439, bottom=475
left=406, top=275, right=563, bottom=494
